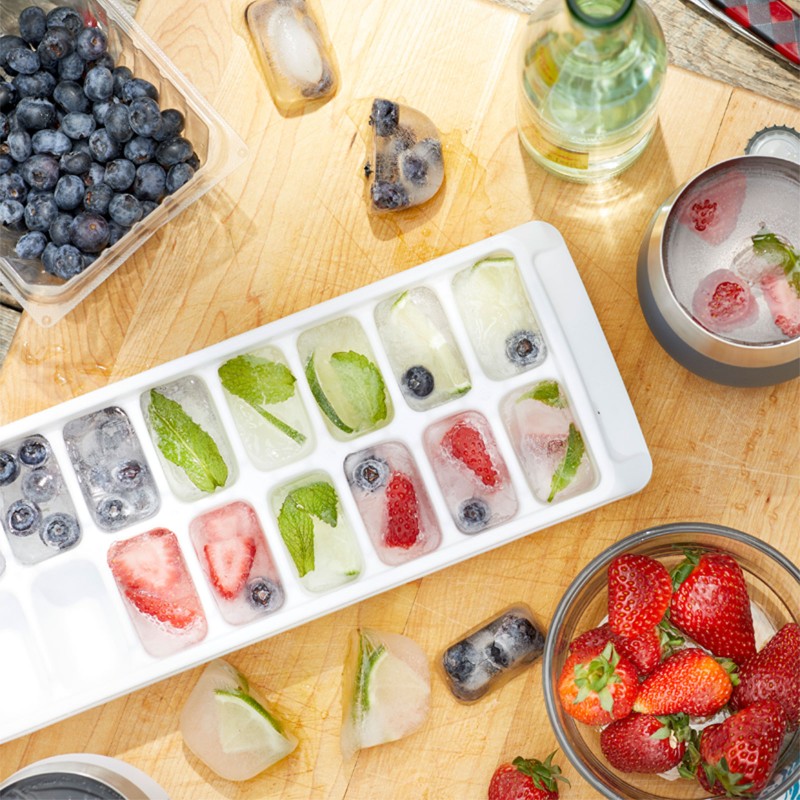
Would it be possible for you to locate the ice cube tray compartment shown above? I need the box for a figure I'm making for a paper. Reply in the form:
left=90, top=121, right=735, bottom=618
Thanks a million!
left=0, top=222, right=651, bottom=744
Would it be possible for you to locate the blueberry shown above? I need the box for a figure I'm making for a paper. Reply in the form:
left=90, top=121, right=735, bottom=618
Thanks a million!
left=37, top=27, right=75, bottom=66
left=60, top=149, right=91, bottom=175
left=57, top=51, right=85, bottom=82
left=442, top=640, right=478, bottom=684
left=108, top=192, right=141, bottom=226
left=19, top=7, right=47, bottom=46
left=86, top=464, right=112, bottom=491
left=132, top=162, right=165, bottom=202
left=114, top=459, right=144, bottom=487
left=0, top=82, right=17, bottom=112
left=7, top=129, right=31, bottom=163
left=83, top=66, right=113, bottom=102
left=40, top=513, right=80, bottom=550
left=60, top=111, right=95, bottom=140
left=22, top=467, right=60, bottom=502
left=247, top=577, right=284, bottom=611
left=19, top=153, right=59, bottom=189
left=70, top=211, right=109, bottom=252
left=0, top=155, right=13, bottom=176
left=352, top=457, right=389, bottom=491
left=153, top=108, right=184, bottom=142
left=104, top=104, right=132, bottom=143
left=18, top=437, right=48, bottom=466
left=51, top=243, right=84, bottom=278
left=7, top=47, right=40, bottom=76
left=120, top=78, right=158, bottom=102
left=166, top=162, right=193, bottom=193
left=0, top=172, right=27, bottom=202
left=155, top=136, right=192, bottom=167
left=401, top=153, right=429, bottom=185
left=0, top=112, right=8, bottom=138
left=0, top=450, right=19, bottom=485
left=45, top=7, right=83, bottom=35
left=24, top=192, right=58, bottom=231
left=107, top=220, right=129, bottom=245
left=48, top=213, right=73, bottom=244
left=186, top=151, right=200, bottom=171
left=89, top=53, right=115, bottom=72
left=488, top=615, right=544, bottom=669
left=83, top=161, right=105, bottom=187
left=15, top=229, right=47, bottom=259
left=112, top=65, right=132, bottom=97
left=82, top=181, right=112, bottom=214
left=369, top=99, right=399, bottom=137
left=53, top=81, right=89, bottom=113
left=41, top=242, right=58, bottom=272
left=88, top=128, right=119, bottom=162
left=0, top=199, right=24, bottom=225
left=123, top=135, right=155, bottom=165
left=370, top=180, right=409, bottom=211
left=13, top=70, right=56, bottom=99
left=402, top=365, right=434, bottom=398
left=15, top=97, right=56, bottom=130
left=140, top=199, right=157, bottom=217
left=91, top=99, right=117, bottom=126
left=76, top=27, right=107, bottom=61
left=0, top=36, right=27, bottom=70
left=505, top=330, right=544, bottom=367
left=98, top=415, right=127, bottom=450
left=6, top=500, right=41, bottom=535
left=32, top=129, right=71, bottom=155
left=104, top=159, right=135, bottom=191
left=457, top=498, right=490, bottom=533
left=128, top=96, right=161, bottom=137
left=96, top=496, right=129, bottom=529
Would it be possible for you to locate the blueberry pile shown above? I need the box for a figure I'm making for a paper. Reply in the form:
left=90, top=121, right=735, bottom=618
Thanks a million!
left=0, top=4, right=199, bottom=280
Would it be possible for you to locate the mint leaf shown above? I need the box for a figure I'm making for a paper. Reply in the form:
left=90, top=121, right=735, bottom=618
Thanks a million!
left=519, top=379, right=565, bottom=408
left=148, top=389, right=228, bottom=493
left=290, top=481, right=338, bottom=527
left=548, top=423, right=585, bottom=502
left=219, top=355, right=306, bottom=444
left=329, top=351, right=387, bottom=426
left=753, top=231, right=800, bottom=297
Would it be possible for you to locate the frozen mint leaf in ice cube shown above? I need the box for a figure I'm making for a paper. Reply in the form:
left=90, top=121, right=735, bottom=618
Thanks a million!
left=520, top=379, right=565, bottom=408
left=290, top=481, right=338, bottom=527
left=548, top=423, right=585, bottom=503
left=219, top=355, right=306, bottom=444
left=148, top=389, right=228, bottom=493
left=752, top=231, right=800, bottom=297
left=329, top=351, right=387, bottom=425
left=277, top=481, right=338, bottom=576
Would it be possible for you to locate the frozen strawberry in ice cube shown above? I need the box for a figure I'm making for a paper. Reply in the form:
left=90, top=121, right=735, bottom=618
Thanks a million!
left=691, top=269, right=758, bottom=334
left=678, top=169, right=747, bottom=246
left=761, top=273, right=800, bottom=339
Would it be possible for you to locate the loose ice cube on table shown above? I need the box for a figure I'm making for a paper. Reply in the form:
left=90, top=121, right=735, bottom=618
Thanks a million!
left=63, top=406, right=159, bottom=531
left=375, top=287, right=470, bottom=410
left=181, top=659, right=297, bottom=781
left=0, top=434, right=81, bottom=564
left=189, top=501, right=285, bottom=625
left=246, top=0, right=338, bottom=114
left=366, top=99, right=444, bottom=212
left=341, top=628, right=430, bottom=760
left=107, top=528, right=207, bottom=656
left=345, top=442, right=441, bottom=565
left=270, top=470, right=362, bottom=592
left=423, top=410, right=517, bottom=534
left=141, top=376, right=237, bottom=501
left=452, top=255, right=546, bottom=379
left=218, top=346, right=314, bottom=470
left=502, top=379, right=594, bottom=504
left=441, top=604, right=544, bottom=702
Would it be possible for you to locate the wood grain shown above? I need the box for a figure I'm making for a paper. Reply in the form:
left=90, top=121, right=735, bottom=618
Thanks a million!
left=0, top=0, right=798, bottom=798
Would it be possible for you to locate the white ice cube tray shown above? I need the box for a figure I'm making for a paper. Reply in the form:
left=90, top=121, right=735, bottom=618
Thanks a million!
left=0, top=221, right=652, bottom=744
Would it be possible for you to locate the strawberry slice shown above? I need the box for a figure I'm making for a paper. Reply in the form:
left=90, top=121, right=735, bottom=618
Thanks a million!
left=761, top=272, right=800, bottom=338
left=678, top=168, right=747, bottom=246
left=384, top=472, right=421, bottom=549
left=607, top=554, right=671, bottom=638
left=441, top=421, right=498, bottom=487
left=203, top=536, right=256, bottom=599
left=691, top=269, right=758, bottom=334
left=109, top=527, right=183, bottom=593
left=123, top=588, right=202, bottom=629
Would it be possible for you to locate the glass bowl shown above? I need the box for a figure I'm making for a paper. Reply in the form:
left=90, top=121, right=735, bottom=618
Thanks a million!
left=0, top=0, right=248, bottom=327
left=543, top=522, right=800, bottom=800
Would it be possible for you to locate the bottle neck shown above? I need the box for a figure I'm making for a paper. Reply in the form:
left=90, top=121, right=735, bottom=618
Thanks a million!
left=566, top=0, right=636, bottom=29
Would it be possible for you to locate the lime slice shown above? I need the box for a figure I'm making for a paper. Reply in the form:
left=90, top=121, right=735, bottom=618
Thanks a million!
left=214, top=688, right=289, bottom=756
left=466, top=257, right=536, bottom=332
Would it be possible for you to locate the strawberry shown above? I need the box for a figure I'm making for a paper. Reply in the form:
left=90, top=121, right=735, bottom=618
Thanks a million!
left=678, top=168, right=746, bottom=246
left=441, top=421, right=498, bottom=487
left=600, top=712, right=690, bottom=774
left=731, top=622, right=800, bottom=729
left=570, top=623, right=663, bottom=676
left=695, top=700, right=787, bottom=796
left=691, top=270, right=758, bottom=333
left=203, top=535, right=256, bottom=599
left=557, top=641, right=639, bottom=726
left=383, top=472, right=420, bottom=549
left=123, top=589, right=201, bottom=629
left=761, top=272, right=800, bottom=338
left=633, top=648, right=735, bottom=717
left=669, top=551, right=756, bottom=664
left=488, top=752, right=568, bottom=800
left=607, top=554, right=672, bottom=638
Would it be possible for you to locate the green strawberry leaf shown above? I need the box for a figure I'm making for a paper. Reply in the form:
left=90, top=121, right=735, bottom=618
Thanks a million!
left=547, top=423, right=585, bottom=502
left=753, top=231, right=800, bottom=297
left=512, top=752, right=570, bottom=792
left=518, top=379, right=566, bottom=408
left=218, top=354, right=306, bottom=444
left=148, top=389, right=228, bottom=493
left=329, top=351, right=387, bottom=426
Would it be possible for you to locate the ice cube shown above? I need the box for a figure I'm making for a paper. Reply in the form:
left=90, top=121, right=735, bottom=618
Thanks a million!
left=181, top=659, right=297, bottom=781
left=423, top=410, right=517, bottom=534
left=375, top=287, right=470, bottom=410
left=366, top=99, right=444, bottom=212
left=64, top=407, right=160, bottom=531
left=246, top=0, right=338, bottom=114
left=189, top=501, right=285, bottom=625
left=107, top=528, right=207, bottom=656
left=341, top=628, right=430, bottom=760
left=677, top=167, right=747, bottom=246
left=502, top=380, right=595, bottom=504
left=691, top=269, right=759, bottom=334
left=452, top=255, right=546, bottom=379
left=440, top=605, right=544, bottom=702
left=345, top=442, right=441, bottom=565
left=761, top=271, right=800, bottom=339
left=0, top=550, right=4, bottom=578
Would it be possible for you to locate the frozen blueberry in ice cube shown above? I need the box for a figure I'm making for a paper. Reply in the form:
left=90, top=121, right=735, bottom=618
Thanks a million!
left=19, top=444, right=48, bottom=475
left=40, top=512, right=80, bottom=550
left=22, top=467, right=60, bottom=503
left=97, top=497, right=130, bottom=529
left=352, top=456, right=389, bottom=491
left=457, top=498, right=490, bottom=533
left=6, top=499, right=40, bottom=535
left=505, top=330, right=543, bottom=368
left=402, top=365, right=434, bottom=398
left=370, top=180, right=410, bottom=211
left=114, top=459, right=145, bottom=487
left=369, top=99, right=399, bottom=137
left=442, top=639, right=479, bottom=684
left=247, top=577, right=284, bottom=612
left=487, top=614, right=544, bottom=669
left=0, top=450, right=19, bottom=485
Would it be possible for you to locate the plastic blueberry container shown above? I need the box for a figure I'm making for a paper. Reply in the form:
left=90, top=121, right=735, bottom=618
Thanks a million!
left=0, top=0, right=247, bottom=326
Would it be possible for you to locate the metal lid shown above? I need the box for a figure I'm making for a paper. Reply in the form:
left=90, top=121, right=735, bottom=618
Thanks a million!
left=745, top=125, right=800, bottom=165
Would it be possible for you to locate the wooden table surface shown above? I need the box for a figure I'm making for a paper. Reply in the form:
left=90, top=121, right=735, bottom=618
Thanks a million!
left=1, top=0, right=799, bottom=797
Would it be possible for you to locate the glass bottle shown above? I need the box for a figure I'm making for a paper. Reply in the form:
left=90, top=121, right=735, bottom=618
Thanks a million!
left=517, top=0, right=667, bottom=183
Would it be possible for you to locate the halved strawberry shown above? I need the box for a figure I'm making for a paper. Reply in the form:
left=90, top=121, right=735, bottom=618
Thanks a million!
left=608, top=554, right=671, bottom=638
left=441, top=421, right=498, bottom=487
left=384, top=472, right=421, bottom=549
left=203, top=535, right=256, bottom=600
left=570, top=623, right=663, bottom=676
left=109, top=527, right=184, bottom=593
left=678, top=168, right=747, bottom=246
left=123, top=588, right=202, bottom=629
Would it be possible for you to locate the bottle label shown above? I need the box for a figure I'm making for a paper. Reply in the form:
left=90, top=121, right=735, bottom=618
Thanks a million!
left=522, top=122, right=590, bottom=170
